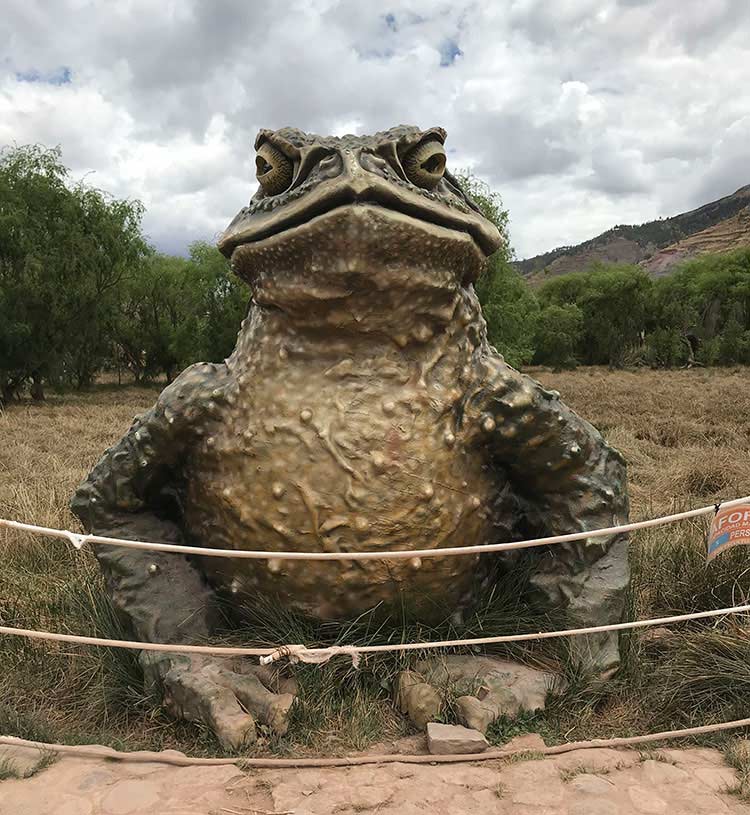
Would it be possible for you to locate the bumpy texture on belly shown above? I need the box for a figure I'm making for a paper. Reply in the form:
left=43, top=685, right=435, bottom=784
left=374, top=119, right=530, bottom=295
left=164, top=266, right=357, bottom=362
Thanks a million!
left=182, top=370, right=503, bottom=622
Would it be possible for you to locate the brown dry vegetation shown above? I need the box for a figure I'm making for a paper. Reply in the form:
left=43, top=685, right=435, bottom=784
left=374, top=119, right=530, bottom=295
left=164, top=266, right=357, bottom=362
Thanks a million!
left=1, top=368, right=750, bottom=756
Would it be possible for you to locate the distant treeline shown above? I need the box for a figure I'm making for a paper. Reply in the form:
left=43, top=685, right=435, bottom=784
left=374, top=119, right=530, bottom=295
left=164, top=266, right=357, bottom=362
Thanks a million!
left=2, top=144, right=748, bottom=404
left=467, top=180, right=750, bottom=371
left=477, top=250, right=750, bottom=371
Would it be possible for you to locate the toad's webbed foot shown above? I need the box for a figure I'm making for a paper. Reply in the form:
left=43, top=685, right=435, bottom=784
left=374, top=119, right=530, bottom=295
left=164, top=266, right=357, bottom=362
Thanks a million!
left=397, top=655, right=555, bottom=734
left=145, top=654, right=297, bottom=750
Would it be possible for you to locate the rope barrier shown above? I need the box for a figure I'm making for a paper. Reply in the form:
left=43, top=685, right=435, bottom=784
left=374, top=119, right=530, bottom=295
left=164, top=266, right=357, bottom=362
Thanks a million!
left=1, top=494, right=748, bottom=562
left=3, top=603, right=749, bottom=665
left=3, top=716, right=750, bottom=767
left=2, top=500, right=749, bottom=770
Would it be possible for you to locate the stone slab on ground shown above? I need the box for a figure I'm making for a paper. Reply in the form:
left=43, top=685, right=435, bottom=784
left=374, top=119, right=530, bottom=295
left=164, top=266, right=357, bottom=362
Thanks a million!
left=426, top=722, right=489, bottom=755
left=503, top=733, right=547, bottom=753
left=1, top=744, right=749, bottom=815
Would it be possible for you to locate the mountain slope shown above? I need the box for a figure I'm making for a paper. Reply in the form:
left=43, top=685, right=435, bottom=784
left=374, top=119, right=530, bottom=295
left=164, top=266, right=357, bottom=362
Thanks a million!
left=641, top=204, right=750, bottom=276
left=516, top=184, right=750, bottom=282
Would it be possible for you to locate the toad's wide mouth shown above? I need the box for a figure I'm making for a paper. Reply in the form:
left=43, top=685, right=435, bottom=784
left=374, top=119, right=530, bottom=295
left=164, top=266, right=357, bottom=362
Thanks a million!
left=231, top=203, right=488, bottom=272
left=218, top=173, right=502, bottom=257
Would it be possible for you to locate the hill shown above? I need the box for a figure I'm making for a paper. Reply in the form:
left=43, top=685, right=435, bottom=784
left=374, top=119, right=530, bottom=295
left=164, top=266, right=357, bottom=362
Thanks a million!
left=515, top=184, right=750, bottom=282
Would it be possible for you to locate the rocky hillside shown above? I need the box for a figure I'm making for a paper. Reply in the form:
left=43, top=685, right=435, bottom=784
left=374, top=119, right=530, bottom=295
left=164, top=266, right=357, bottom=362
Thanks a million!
left=516, top=184, right=750, bottom=282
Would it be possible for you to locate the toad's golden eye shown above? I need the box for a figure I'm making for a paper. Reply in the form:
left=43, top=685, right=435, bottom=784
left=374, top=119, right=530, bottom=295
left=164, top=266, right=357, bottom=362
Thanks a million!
left=403, top=139, right=446, bottom=189
left=255, top=141, right=293, bottom=196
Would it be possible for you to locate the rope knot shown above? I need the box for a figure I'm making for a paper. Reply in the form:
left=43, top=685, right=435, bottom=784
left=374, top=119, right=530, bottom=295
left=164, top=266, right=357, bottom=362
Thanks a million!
left=259, top=644, right=361, bottom=668
left=66, top=532, right=91, bottom=550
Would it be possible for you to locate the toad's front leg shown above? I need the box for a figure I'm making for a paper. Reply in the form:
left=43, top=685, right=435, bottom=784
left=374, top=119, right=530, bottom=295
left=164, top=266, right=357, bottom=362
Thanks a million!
left=70, top=364, right=296, bottom=749
left=465, top=354, right=630, bottom=675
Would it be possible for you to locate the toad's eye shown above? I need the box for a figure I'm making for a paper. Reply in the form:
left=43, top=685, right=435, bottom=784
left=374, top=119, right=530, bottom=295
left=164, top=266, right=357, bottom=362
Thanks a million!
left=403, top=139, right=446, bottom=189
left=255, top=142, right=293, bottom=196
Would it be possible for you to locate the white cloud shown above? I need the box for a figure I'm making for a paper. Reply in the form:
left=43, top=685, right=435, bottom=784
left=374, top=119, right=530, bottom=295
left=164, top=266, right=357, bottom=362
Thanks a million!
left=1, top=0, right=749, bottom=258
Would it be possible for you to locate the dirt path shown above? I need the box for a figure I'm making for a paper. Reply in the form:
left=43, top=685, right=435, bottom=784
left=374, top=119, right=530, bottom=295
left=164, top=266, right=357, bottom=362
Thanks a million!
left=1, top=740, right=748, bottom=815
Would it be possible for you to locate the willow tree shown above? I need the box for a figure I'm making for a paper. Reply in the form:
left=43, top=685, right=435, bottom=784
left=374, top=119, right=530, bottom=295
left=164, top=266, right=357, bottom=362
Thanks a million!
left=0, top=144, right=149, bottom=399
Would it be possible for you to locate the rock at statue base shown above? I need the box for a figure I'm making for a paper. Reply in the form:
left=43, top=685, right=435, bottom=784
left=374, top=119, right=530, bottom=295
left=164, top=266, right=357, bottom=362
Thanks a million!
left=418, top=655, right=555, bottom=734
left=426, top=722, right=489, bottom=755
left=396, top=669, right=442, bottom=730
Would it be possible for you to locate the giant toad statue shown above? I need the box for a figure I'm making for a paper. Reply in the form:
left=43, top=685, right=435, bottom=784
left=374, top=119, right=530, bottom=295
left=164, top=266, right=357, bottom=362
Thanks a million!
left=72, top=125, right=629, bottom=748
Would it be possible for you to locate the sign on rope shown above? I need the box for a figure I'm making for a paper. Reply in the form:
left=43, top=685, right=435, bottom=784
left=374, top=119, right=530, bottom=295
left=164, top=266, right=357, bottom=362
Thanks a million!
left=707, top=501, right=750, bottom=561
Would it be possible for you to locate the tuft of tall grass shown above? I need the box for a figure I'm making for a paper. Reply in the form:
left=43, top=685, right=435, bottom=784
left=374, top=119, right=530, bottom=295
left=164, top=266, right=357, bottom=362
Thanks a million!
left=0, top=749, right=58, bottom=781
left=725, top=738, right=750, bottom=801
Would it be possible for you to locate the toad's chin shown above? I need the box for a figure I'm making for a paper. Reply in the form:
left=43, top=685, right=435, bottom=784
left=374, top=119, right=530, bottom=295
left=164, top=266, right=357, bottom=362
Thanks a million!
left=231, top=204, right=487, bottom=288
left=229, top=205, right=486, bottom=333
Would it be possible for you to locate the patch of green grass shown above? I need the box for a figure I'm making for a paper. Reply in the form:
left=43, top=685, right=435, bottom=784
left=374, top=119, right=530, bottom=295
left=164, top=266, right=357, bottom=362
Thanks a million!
left=643, top=624, right=750, bottom=731
left=724, top=738, right=750, bottom=802
left=503, top=750, right=545, bottom=764
left=486, top=710, right=547, bottom=746
left=25, top=749, right=58, bottom=778
left=0, top=749, right=58, bottom=782
left=0, top=756, right=20, bottom=781
left=559, top=764, right=601, bottom=782
left=638, top=749, right=676, bottom=765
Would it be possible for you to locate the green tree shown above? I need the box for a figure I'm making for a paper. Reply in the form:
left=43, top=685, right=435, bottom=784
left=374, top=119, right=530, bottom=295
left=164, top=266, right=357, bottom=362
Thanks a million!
left=534, top=303, right=584, bottom=370
left=455, top=171, right=539, bottom=367
left=114, top=253, right=185, bottom=382
left=58, top=186, right=149, bottom=388
left=181, top=240, right=248, bottom=366
left=646, top=247, right=750, bottom=365
left=113, top=242, right=247, bottom=382
left=0, top=145, right=71, bottom=400
left=644, top=328, right=688, bottom=368
left=539, top=263, right=652, bottom=367
left=718, top=316, right=750, bottom=365
left=579, top=264, right=652, bottom=367
left=0, top=144, right=149, bottom=398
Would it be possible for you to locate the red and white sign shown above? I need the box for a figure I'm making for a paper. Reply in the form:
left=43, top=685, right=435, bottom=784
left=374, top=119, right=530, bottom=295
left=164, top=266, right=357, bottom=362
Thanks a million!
left=707, top=503, right=750, bottom=561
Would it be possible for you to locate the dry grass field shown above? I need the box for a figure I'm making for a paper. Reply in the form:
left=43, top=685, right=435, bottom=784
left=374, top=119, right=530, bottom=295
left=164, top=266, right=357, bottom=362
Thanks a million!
left=1, top=367, right=750, bottom=757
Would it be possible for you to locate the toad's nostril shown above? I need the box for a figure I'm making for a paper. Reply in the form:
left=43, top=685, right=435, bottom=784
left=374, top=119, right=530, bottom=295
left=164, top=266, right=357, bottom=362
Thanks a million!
left=359, top=151, right=389, bottom=176
left=315, top=153, right=344, bottom=181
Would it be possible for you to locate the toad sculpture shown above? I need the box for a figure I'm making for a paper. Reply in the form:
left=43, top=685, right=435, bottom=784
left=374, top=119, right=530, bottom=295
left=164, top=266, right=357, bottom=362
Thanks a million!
left=71, top=125, right=629, bottom=749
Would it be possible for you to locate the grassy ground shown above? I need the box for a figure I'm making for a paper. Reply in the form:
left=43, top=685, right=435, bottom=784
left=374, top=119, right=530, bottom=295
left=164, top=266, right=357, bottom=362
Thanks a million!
left=1, top=368, right=750, bottom=757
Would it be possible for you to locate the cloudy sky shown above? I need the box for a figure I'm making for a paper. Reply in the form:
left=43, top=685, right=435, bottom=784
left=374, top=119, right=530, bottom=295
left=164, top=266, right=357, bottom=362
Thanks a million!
left=2, top=0, right=749, bottom=259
